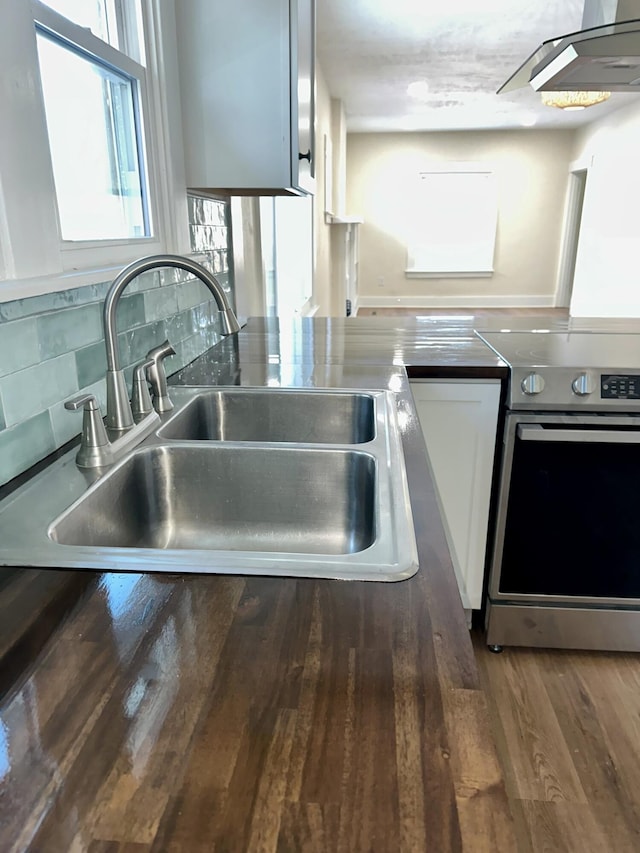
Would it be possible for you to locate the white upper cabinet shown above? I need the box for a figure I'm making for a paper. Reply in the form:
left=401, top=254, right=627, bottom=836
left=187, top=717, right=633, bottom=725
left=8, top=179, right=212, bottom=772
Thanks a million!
left=174, top=0, right=316, bottom=196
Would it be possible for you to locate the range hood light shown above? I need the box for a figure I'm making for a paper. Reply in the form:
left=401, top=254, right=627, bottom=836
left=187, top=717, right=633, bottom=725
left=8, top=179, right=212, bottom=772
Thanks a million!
left=540, top=90, right=612, bottom=109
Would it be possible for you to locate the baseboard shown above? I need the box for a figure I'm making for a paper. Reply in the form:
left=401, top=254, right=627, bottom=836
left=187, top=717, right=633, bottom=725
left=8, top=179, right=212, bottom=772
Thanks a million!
left=356, top=294, right=557, bottom=309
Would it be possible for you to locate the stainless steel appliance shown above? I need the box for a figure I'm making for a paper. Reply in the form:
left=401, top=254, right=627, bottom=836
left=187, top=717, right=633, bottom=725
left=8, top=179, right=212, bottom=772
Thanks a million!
left=499, top=0, right=640, bottom=96
left=477, top=330, right=640, bottom=652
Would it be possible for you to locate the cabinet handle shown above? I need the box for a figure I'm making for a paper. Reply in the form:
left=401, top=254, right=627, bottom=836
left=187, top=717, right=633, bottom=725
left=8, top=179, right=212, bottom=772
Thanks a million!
left=299, top=149, right=312, bottom=162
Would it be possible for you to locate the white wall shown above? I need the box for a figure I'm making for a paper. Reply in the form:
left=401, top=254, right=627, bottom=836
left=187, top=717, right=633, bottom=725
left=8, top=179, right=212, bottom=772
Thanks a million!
left=330, top=98, right=348, bottom=218
left=346, top=130, right=576, bottom=308
left=313, top=63, right=333, bottom=316
left=569, top=101, right=640, bottom=318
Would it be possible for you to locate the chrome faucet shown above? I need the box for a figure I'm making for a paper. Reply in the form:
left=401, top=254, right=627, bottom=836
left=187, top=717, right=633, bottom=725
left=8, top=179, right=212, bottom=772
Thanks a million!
left=66, top=254, right=240, bottom=468
left=103, top=254, right=240, bottom=433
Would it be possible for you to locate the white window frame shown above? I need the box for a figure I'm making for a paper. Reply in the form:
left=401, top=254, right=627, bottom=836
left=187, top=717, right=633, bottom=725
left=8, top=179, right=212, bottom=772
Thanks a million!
left=0, top=0, right=188, bottom=302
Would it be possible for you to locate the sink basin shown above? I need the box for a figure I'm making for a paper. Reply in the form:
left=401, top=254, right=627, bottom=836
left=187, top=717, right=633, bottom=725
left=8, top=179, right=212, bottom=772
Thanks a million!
left=0, top=386, right=417, bottom=581
left=49, top=444, right=376, bottom=555
left=157, top=388, right=376, bottom=444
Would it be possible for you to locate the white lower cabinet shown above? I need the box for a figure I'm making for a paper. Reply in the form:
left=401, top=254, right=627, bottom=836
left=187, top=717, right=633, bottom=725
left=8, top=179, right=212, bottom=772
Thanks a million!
left=410, top=379, right=501, bottom=613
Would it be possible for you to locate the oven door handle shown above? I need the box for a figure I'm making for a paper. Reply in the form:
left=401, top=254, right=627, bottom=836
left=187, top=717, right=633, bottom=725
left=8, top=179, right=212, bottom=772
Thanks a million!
left=517, top=424, right=640, bottom=444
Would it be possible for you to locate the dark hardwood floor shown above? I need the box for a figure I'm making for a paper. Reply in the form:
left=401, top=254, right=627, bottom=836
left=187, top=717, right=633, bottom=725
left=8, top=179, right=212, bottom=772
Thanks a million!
left=473, top=632, right=640, bottom=852
left=361, top=305, right=638, bottom=850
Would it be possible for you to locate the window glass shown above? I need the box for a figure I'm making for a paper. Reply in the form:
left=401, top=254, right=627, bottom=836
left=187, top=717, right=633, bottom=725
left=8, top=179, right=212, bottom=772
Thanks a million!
left=36, top=31, right=149, bottom=241
left=39, top=0, right=119, bottom=47
left=259, top=197, right=313, bottom=317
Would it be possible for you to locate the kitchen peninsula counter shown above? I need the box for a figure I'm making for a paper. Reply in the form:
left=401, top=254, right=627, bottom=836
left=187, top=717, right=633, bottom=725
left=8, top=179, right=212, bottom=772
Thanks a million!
left=0, top=317, right=516, bottom=851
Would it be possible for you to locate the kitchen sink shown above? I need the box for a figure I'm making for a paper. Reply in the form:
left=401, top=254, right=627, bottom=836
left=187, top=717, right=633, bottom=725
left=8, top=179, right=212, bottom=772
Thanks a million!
left=0, top=386, right=418, bottom=581
left=49, top=444, right=376, bottom=555
left=157, top=388, right=376, bottom=444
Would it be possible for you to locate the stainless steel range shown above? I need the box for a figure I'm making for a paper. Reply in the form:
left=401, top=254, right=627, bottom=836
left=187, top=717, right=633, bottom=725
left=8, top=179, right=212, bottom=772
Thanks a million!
left=477, top=330, right=640, bottom=652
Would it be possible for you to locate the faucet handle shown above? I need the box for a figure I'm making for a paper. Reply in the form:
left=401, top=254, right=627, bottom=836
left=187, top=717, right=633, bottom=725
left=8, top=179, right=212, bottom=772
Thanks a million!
left=65, top=393, right=100, bottom=412
left=146, top=339, right=176, bottom=413
left=65, top=394, right=111, bottom=468
left=131, top=358, right=155, bottom=422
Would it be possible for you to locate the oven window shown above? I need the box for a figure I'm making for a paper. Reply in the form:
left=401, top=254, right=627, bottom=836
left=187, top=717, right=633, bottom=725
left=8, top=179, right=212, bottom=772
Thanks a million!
left=500, top=430, right=640, bottom=598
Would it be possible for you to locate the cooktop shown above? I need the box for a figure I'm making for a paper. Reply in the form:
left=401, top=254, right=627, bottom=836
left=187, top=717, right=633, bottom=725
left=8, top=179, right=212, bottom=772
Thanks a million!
left=475, top=330, right=640, bottom=411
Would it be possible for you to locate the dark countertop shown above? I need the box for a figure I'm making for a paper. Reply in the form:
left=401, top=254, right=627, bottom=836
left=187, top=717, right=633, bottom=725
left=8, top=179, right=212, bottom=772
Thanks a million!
left=172, top=315, right=512, bottom=384
left=0, top=317, right=516, bottom=851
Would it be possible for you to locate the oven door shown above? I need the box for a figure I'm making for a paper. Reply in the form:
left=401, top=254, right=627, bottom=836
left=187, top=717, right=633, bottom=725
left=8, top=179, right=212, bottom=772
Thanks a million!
left=489, top=412, right=640, bottom=606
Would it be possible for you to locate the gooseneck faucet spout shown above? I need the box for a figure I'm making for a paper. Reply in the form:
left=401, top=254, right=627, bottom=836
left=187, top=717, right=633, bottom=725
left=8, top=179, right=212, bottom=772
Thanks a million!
left=103, top=254, right=241, bottom=432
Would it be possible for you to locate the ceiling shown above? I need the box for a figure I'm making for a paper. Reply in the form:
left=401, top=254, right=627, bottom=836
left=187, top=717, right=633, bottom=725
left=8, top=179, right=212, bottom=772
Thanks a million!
left=316, top=0, right=637, bottom=132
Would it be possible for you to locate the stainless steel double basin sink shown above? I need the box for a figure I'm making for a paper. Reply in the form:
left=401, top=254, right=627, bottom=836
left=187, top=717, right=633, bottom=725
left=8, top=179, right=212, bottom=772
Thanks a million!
left=0, top=387, right=418, bottom=581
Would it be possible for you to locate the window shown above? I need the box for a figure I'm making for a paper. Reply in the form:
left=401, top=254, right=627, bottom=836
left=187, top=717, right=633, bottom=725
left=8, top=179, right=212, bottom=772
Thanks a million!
left=34, top=1, right=150, bottom=244
left=39, top=0, right=121, bottom=49
left=260, top=196, right=314, bottom=316
left=0, top=1, right=181, bottom=296
left=39, top=0, right=147, bottom=64
left=406, top=164, right=498, bottom=278
left=36, top=31, right=149, bottom=241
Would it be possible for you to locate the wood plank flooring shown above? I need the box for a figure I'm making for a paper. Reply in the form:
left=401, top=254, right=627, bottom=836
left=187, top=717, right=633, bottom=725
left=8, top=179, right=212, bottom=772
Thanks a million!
left=365, top=305, right=639, bottom=849
left=473, top=633, right=640, bottom=852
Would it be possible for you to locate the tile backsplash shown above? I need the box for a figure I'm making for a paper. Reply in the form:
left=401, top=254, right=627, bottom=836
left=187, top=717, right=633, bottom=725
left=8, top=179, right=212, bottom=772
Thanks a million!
left=0, top=196, right=234, bottom=487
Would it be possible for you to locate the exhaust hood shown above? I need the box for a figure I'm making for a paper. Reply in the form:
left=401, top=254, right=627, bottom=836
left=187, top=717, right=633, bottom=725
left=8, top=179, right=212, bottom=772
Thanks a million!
left=499, top=0, right=640, bottom=94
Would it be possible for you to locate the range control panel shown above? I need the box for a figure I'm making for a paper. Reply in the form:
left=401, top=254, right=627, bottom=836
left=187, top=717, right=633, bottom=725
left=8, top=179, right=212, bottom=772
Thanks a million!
left=601, top=374, right=640, bottom=400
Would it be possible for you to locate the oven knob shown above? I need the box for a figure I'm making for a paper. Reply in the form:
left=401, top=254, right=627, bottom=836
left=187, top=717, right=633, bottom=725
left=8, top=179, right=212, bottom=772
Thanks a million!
left=521, top=373, right=545, bottom=395
left=572, top=372, right=596, bottom=396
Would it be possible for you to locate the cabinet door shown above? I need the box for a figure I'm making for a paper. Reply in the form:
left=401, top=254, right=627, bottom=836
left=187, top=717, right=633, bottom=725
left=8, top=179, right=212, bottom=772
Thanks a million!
left=175, top=0, right=315, bottom=195
left=410, top=380, right=500, bottom=611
